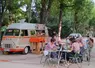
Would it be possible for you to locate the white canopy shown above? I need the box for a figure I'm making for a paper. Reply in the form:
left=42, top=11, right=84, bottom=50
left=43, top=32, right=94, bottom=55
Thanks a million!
left=7, top=23, right=36, bottom=30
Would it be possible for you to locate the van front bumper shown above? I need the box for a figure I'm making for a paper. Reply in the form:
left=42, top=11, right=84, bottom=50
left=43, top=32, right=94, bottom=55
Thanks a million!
left=0, top=48, right=24, bottom=52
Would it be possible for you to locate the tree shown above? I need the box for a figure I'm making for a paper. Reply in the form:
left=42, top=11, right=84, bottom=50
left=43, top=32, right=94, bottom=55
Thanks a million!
left=58, top=1, right=63, bottom=40
left=72, top=0, right=94, bottom=33
left=58, top=0, right=74, bottom=40
left=0, top=0, right=6, bottom=47
left=1, top=0, right=28, bottom=25
left=25, top=0, right=32, bottom=23
left=40, top=0, right=53, bottom=24
left=1, top=0, right=95, bottom=38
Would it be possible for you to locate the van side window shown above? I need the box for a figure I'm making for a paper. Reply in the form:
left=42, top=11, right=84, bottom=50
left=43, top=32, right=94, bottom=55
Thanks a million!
left=21, top=30, right=28, bottom=36
left=30, top=30, right=35, bottom=35
left=36, top=30, right=45, bottom=36
left=14, top=29, right=20, bottom=36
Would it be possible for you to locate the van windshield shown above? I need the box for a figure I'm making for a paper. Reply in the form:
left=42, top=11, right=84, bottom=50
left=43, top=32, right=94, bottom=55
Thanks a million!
left=4, top=29, right=20, bottom=36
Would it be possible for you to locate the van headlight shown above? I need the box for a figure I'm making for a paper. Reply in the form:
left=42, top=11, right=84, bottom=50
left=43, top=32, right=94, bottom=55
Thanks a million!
left=1, top=43, right=3, bottom=45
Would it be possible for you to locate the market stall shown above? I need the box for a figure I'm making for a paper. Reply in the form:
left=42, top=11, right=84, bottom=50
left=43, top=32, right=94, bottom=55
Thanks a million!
left=29, top=37, right=45, bottom=54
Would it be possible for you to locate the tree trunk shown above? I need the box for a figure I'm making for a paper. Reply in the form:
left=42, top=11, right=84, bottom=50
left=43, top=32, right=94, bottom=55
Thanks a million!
left=58, top=3, right=63, bottom=41
left=45, top=0, right=53, bottom=25
left=40, top=0, right=53, bottom=24
left=27, top=0, right=32, bottom=23
left=74, top=10, right=78, bottom=33
left=0, top=14, right=3, bottom=47
left=8, top=0, right=14, bottom=24
left=40, top=0, right=46, bottom=24
left=93, top=26, right=95, bottom=37
left=0, top=0, right=6, bottom=46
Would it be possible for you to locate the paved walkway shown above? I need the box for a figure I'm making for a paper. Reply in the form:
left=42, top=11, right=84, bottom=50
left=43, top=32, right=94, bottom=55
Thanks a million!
left=0, top=44, right=95, bottom=68
left=0, top=52, right=95, bottom=68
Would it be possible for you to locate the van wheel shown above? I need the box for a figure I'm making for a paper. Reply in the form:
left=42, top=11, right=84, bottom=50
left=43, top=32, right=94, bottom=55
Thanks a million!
left=23, top=47, right=29, bottom=54
left=2, top=51, right=9, bottom=55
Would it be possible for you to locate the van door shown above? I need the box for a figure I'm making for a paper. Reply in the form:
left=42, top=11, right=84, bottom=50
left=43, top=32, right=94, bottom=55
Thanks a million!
left=19, top=30, right=30, bottom=48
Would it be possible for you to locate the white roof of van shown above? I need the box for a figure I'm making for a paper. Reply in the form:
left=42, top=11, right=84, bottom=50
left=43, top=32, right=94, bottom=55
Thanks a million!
left=7, top=23, right=36, bottom=30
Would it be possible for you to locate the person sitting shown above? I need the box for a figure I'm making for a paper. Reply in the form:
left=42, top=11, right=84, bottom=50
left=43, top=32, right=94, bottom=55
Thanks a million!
left=44, top=38, right=58, bottom=58
left=76, top=37, right=84, bottom=55
left=68, top=37, right=84, bottom=63
left=69, top=37, right=80, bottom=54
left=61, top=37, right=76, bottom=61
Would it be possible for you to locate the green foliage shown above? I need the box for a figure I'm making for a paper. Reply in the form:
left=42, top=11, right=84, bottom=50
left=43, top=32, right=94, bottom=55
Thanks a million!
left=2, top=0, right=95, bottom=37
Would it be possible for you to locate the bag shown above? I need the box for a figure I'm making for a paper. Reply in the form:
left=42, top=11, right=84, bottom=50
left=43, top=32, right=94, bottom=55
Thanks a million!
left=43, top=50, right=49, bottom=56
left=89, top=38, right=94, bottom=48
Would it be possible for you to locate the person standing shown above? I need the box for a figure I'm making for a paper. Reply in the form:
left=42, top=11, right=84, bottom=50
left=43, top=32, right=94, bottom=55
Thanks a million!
left=87, top=37, right=94, bottom=52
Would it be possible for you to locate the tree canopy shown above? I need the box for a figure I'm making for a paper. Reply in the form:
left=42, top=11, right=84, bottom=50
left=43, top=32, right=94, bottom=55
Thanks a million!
left=1, top=0, right=95, bottom=38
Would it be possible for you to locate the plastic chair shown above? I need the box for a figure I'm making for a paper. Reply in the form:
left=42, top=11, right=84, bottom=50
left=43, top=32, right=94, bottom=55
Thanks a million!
left=68, top=52, right=82, bottom=68
left=40, top=46, right=62, bottom=68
